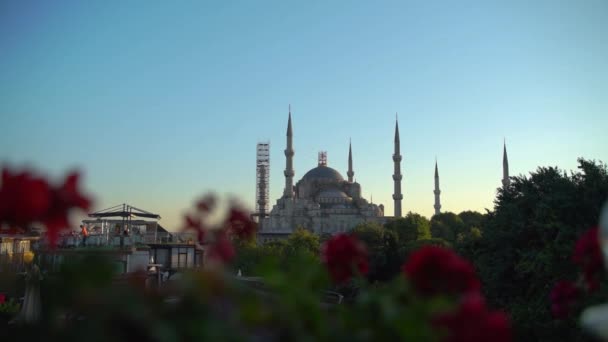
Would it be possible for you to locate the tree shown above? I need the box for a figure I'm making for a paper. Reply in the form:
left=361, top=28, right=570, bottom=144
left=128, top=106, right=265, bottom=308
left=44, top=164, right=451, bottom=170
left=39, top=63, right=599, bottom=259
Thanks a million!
left=458, top=211, right=486, bottom=232
left=453, top=211, right=486, bottom=250
left=351, top=222, right=400, bottom=282
left=398, top=238, right=451, bottom=260
left=385, top=212, right=431, bottom=243
left=430, top=212, right=465, bottom=243
left=284, top=228, right=320, bottom=257
left=474, top=158, right=608, bottom=341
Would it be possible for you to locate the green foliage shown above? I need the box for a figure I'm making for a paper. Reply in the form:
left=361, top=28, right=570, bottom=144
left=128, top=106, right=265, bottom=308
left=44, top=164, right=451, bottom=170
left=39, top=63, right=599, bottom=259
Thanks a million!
left=233, top=229, right=320, bottom=276
left=351, top=222, right=401, bottom=282
left=385, top=212, right=431, bottom=243
left=430, top=212, right=466, bottom=243
left=284, top=228, right=320, bottom=257
left=3, top=249, right=446, bottom=341
left=0, top=298, right=20, bottom=320
left=458, top=211, right=486, bottom=232
left=399, top=238, right=451, bottom=260
left=473, top=158, right=608, bottom=341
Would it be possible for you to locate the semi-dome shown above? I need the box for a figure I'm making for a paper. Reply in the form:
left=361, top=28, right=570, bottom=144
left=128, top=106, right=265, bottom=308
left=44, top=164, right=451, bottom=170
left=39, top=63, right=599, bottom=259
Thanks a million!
left=317, top=189, right=350, bottom=200
left=301, top=165, right=344, bottom=182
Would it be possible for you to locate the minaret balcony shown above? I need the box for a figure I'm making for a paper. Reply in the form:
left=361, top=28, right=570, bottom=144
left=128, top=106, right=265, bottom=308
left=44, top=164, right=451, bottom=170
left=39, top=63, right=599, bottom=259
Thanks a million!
left=392, top=174, right=403, bottom=181
left=392, top=155, right=402, bottom=162
left=392, top=194, right=403, bottom=200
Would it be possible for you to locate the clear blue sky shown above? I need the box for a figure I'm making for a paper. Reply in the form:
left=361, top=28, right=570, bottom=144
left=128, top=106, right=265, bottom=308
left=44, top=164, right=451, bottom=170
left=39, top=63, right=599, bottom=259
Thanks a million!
left=1, top=1, right=607, bottom=230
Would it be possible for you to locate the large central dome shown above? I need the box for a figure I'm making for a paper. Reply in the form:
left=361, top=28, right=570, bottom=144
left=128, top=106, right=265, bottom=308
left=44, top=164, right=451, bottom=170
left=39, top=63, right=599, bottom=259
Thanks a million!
left=301, top=165, right=344, bottom=182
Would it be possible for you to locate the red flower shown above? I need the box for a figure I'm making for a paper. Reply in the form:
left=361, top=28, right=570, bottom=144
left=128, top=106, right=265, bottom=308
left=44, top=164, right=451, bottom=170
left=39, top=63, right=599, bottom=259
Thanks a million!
left=44, top=171, right=92, bottom=247
left=196, top=194, right=217, bottom=213
left=0, top=293, right=5, bottom=304
left=183, top=213, right=208, bottom=245
left=403, top=246, right=480, bottom=297
left=184, top=214, right=202, bottom=230
left=0, top=168, right=92, bottom=248
left=0, top=169, right=51, bottom=226
left=433, top=293, right=511, bottom=342
left=226, top=207, right=256, bottom=239
left=207, top=230, right=235, bottom=263
left=550, top=280, right=580, bottom=319
left=572, top=227, right=603, bottom=291
left=322, top=234, right=369, bottom=284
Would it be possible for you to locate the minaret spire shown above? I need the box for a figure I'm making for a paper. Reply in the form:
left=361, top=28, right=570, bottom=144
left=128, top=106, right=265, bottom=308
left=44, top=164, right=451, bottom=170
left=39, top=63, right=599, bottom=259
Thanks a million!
left=347, top=138, right=354, bottom=182
left=392, top=114, right=403, bottom=217
left=434, top=158, right=441, bottom=215
left=283, top=105, right=295, bottom=198
left=502, top=139, right=510, bottom=188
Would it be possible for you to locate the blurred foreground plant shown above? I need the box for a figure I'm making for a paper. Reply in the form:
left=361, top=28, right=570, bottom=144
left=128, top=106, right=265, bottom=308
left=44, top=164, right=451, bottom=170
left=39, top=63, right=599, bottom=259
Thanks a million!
left=1, top=167, right=514, bottom=341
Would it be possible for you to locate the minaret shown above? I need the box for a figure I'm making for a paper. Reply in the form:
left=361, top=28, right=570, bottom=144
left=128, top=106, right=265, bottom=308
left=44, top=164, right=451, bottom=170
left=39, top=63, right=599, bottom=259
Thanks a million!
left=434, top=159, right=441, bottom=215
left=347, top=139, right=354, bottom=182
left=392, top=115, right=403, bottom=217
left=283, top=105, right=295, bottom=198
left=502, top=139, right=510, bottom=188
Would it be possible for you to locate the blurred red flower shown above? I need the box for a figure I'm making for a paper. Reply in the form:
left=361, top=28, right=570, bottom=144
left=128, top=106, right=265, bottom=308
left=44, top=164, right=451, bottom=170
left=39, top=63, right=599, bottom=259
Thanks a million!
left=0, top=293, right=5, bottom=304
left=402, top=246, right=480, bottom=297
left=196, top=194, right=217, bottom=213
left=0, top=168, right=91, bottom=247
left=0, top=169, right=51, bottom=227
left=226, top=207, right=256, bottom=240
left=322, top=234, right=369, bottom=284
left=572, top=227, right=603, bottom=291
left=207, top=230, right=235, bottom=263
left=44, top=171, right=92, bottom=247
left=184, top=214, right=206, bottom=244
left=550, top=280, right=580, bottom=319
left=433, top=293, right=511, bottom=342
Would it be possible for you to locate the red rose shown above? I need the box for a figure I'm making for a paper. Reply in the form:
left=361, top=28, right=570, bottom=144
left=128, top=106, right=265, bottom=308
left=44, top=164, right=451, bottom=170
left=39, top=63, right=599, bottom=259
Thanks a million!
left=433, top=293, right=511, bottom=342
left=572, top=227, right=603, bottom=291
left=321, top=234, right=369, bottom=284
left=0, top=293, right=5, bottom=304
left=550, top=280, right=580, bottom=319
left=402, top=246, right=480, bottom=297
left=207, top=230, right=235, bottom=263
left=226, top=207, right=256, bottom=240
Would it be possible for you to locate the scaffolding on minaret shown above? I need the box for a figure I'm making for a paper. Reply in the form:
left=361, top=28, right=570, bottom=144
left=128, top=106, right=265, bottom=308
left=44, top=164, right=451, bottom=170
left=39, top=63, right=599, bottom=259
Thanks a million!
left=255, top=142, right=270, bottom=219
left=318, top=151, right=328, bottom=166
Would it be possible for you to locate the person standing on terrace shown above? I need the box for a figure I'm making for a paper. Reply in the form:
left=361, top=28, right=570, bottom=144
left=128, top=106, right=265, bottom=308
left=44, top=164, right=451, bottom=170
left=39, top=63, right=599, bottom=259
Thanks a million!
left=80, top=224, right=88, bottom=247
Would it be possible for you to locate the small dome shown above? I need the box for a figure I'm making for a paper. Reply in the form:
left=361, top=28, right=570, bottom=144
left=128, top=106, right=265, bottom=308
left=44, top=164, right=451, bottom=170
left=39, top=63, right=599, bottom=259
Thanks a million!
left=301, top=165, right=344, bottom=182
left=317, top=189, right=349, bottom=200
left=316, top=189, right=352, bottom=208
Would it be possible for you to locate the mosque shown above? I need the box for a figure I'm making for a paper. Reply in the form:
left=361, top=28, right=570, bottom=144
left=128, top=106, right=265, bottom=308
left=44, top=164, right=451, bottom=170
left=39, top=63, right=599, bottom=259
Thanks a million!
left=256, top=108, right=511, bottom=243
left=256, top=108, right=401, bottom=243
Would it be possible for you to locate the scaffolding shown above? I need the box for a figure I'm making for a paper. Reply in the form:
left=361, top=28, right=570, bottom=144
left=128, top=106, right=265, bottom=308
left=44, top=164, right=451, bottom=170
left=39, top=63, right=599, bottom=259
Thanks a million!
left=256, top=142, right=270, bottom=218
left=318, top=151, right=327, bottom=166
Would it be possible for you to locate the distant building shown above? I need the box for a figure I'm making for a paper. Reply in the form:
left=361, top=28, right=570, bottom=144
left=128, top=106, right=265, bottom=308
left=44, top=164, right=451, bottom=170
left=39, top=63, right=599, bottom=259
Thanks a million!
left=257, top=108, right=401, bottom=242
left=256, top=107, right=511, bottom=242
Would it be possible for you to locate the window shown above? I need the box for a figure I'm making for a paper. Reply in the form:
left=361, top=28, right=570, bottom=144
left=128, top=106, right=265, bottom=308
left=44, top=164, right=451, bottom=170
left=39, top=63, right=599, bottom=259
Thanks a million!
left=172, top=247, right=191, bottom=268
left=153, top=248, right=169, bottom=269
